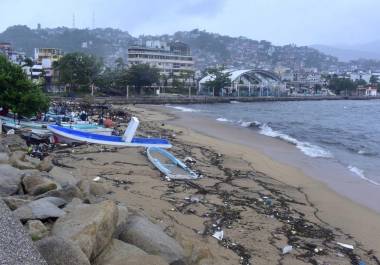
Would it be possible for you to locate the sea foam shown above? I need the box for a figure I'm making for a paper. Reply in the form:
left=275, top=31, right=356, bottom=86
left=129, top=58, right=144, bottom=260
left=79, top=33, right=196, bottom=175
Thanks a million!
left=166, top=105, right=199, bottom=112
left=259, top=124, right=333, bottom=158
left=348, top=166, right=380, bottom=186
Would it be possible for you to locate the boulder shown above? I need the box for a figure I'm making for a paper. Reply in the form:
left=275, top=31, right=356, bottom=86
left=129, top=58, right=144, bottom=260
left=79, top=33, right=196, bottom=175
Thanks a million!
left=114, top=204, right=129, bottom=238
left=37, top=156, right=53, bottom=172
left=63, top=198, right=84, bottom=213
left=119, top=215, right=185, bottom=264
left=49, top=166, right=78, bottom=186
left=96, top=254, right=170, bottom=265
left=0, top=152, right=9, bottom=163
left=94, top=239, right=145, bottom=264
left=52, top=200, right=118, bottom=261
left=77, top=179, right=110, bottom=197
left=13, top=197, right=66, bottom=221
left=26, top=220, right=49, bottom=241
left=2, top=196, right=31, bottom=210
left=0, top=134, right=27, bottom=152
left=35, top=184, right=85, bottom=202
left=9, top=151, right=37, bottom=170
left=22, top=174, right=57, bottom=196
left=36, top=236, right=91, bottom=265
left=0, top=164, right=23, bottom=196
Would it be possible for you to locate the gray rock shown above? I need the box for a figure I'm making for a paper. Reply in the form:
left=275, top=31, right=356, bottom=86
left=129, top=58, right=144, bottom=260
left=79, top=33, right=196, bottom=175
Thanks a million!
left=13, top=197, right=66, bottom=221
left=0, top=152, right=9, bottom=163
left=0, top=134, right=28, bottom=152
left=0, top=164, right=23, bottom=196
left=2, top=196, right=32, bottom=210
left=22, top=174, right=58, bottom=196
left=49, top=166, right=78, bottom=186
left=119, top=215, right=185, bottom=264
left=26, top=220, right=49, bottom=241
left=77, top=179, right=110, bottom=197
left=114, top=204, right=129, bottom=238
left=37, top=156, right=53, bottom=172
left=52, top=200, right=118, bottom=261
left=36, top=236, right=90, bottom=265
left=0, top=199, right=47, bottom=265
left=35, top=185, right=85, bottom=202
left=94, top=239, right=146, bottom=264
left=63, top=198, right=84, bottom=213
left=9, top=151, right=37, bottom=170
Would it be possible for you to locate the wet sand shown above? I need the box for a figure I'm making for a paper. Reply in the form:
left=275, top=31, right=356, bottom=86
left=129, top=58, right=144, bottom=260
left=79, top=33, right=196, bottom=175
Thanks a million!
left=51, top=104, right=380, bottom=264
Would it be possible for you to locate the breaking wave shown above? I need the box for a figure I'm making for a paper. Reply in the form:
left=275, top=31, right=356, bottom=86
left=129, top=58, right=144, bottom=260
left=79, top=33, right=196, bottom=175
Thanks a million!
left=259, top=124, right=333, bottom=158
left=348, top=166, right=380, bottom=186
left=216, top=117, right=230, bottom=122
left=166, top=105, right=200, bottom=112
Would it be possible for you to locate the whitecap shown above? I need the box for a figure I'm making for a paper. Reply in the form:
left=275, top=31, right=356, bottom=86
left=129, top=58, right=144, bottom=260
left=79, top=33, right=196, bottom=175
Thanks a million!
left=348, top=166, right=380, bottom=186
left=259, top=124, right=333, bottom=158
left=216, top=117, right=230, bottom=122
left=166, top=105, right=199, bottom=112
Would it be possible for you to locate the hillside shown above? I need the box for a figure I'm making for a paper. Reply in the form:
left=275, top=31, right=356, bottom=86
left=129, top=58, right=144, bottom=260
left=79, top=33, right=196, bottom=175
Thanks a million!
left=311, top=44, right=380, bottom=62
left=0, top=25, right=338, bottom=70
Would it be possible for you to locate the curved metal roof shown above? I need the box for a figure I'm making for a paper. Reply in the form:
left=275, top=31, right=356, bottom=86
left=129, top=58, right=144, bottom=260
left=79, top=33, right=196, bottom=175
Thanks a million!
left=199, top=69, right=281, bottom=84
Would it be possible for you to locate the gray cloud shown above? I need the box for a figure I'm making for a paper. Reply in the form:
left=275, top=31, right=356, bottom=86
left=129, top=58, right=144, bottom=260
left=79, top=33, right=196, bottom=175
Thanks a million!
left=0, top=0, right=379, bottom=45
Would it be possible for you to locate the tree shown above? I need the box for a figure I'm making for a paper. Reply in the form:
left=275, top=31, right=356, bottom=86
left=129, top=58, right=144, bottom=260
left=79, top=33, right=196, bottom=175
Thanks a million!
left=125, top=64, right=160, bottom=95
left=370, top=75, right=378, bottom=85
left=0, top=55, right=49, bottom=118
left=328, top=76, right=356, bottom=95
left=204, top=67, right=231, bottom=96
left=54, top=52, right=102, bottom=92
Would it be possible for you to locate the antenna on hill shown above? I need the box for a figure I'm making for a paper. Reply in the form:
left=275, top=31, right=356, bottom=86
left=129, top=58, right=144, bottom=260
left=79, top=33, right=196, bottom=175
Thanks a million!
left=72, top=13, right=76, bottom=28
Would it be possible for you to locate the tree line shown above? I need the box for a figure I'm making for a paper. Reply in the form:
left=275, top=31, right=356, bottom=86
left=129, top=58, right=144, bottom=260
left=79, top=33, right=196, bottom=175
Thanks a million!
left=53, top=52, right=195, bottom=96
left=0, top=55, right=49, bottom=119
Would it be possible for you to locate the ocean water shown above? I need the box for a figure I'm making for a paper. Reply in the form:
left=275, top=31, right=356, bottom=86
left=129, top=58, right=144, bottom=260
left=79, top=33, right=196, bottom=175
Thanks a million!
left=168, top=100, right=380, bottom=186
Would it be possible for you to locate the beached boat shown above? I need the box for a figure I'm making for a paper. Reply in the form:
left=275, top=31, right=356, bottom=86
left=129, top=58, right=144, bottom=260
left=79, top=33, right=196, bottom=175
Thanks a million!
left=0, top=115, right=113, bottom=137
left=147, top=147, right=198, bottom=180
left=47, top=117, right=172, bottom=148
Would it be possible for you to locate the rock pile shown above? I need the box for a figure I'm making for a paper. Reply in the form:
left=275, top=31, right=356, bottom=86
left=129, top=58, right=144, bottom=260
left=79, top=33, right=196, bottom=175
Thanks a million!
left=0, top=135, right=187, bottom=265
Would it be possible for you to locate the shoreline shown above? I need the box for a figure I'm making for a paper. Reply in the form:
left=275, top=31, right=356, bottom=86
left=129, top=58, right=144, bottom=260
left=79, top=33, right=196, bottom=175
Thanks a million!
left=52, top=95, right=380, bottom=106
left=141, top=104, right=380, bottom=253
left=165, top=107, right=380, bottom=214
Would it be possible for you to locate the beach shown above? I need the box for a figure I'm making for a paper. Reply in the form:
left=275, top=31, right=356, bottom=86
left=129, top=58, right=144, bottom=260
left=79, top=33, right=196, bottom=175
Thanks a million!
left=41, top=104, right=379, bottom=265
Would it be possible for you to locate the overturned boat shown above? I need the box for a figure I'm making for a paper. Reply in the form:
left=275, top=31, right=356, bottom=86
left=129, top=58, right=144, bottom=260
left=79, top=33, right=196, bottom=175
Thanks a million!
left=147, top=147, right=198, bottom=180
left=47, top=117, right=172, bottom=148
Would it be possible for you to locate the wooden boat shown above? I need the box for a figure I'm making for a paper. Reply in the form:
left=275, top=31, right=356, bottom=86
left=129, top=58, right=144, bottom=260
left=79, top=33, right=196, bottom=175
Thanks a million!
left=147, top=147, right=198, bottom=180
left=47, top=117, right=172, bottom=148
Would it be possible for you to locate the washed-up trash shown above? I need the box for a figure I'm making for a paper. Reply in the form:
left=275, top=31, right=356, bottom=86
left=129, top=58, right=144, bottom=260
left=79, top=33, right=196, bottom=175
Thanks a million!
left=93, top=176, right=101, bottom=182
left=7, top=129, right=15, bottom=135
left=184, top=157, right=196, bottom=164
left=212, top=230, right=224, bottom=241
left=282, top=245, right=293, bottom=254
left=337, top=242, right=354, bottom=250
left=359, top=261, right=366, bottom=265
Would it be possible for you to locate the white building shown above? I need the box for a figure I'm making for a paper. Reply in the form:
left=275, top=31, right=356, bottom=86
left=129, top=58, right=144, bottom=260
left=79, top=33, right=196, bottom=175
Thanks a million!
left=199, top=69, right=284, bottom=96
left=128, top=41, right=194, bottom=79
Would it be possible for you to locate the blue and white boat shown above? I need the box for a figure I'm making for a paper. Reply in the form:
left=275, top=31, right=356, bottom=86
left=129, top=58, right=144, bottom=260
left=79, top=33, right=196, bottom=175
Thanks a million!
left=48, top=117, right=172, bottom=148
left=147, top=147, right=198, bottom=180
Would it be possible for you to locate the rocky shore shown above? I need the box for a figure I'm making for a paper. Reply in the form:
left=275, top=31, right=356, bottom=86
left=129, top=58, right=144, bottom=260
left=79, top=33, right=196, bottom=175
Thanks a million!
left=0, top=105, right=379, bottom=265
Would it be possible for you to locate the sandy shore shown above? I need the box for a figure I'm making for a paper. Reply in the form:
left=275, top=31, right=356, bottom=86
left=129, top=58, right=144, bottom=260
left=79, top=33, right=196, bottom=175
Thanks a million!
left=51, top=104, right=380, bottom=265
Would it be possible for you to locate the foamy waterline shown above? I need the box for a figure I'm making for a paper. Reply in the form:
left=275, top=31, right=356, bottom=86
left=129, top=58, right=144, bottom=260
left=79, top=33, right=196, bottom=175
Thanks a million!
left=348, top=166, right=380, bottom=186
left=166, top=105, right=200, bottom=113
left=259, top=124, right=333, bottom=158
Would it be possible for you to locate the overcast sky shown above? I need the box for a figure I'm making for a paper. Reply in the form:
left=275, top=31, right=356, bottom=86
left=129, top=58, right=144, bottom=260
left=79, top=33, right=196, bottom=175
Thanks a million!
left=0, top=0, right=379, bottom=46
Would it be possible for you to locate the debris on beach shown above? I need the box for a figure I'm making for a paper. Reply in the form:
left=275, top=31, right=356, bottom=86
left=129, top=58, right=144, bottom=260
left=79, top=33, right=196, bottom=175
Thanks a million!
left=93, top=176, right=101, bottom=182
left=282, top=245, right=293, bottom=254
left=337, top=242, right=354, bottom=250
left=212, top=230, right=224, bottom=240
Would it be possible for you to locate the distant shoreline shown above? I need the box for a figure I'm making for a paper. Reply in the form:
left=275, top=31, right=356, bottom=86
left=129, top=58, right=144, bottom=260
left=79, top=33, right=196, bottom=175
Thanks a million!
left=51, top=95, right=380, bottom=105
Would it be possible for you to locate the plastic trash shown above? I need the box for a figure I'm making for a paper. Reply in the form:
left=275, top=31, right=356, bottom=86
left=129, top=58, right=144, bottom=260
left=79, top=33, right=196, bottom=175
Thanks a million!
left=212, top=230, right=224, bottom=241
left=282, top=245, right=293, bottom=254
left=359, top=261, right=366, bottom=265
left=337, top=242, right=354, bottom=250
left=93, top=176, right=101, bottom=182
left=7, top=129, right=15, bottom=135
